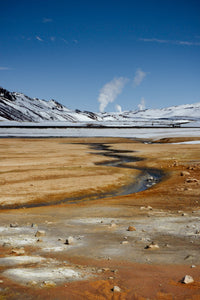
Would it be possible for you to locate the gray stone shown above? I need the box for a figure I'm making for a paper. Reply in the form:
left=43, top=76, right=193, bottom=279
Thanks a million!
left=11, top=248, right=25, bottom=255
left=113, top=285, right=121, bottom=292
left=181, top=275, right=194, bottom=284
left=10, top=223, right=18, bottom=228
left=65, top=236, right=74, bottom=245
left=145, top=242, right=159, bottom=250
left=180, top=171, right=190, bottom=176
left=35, top=230, right=46, bottom=237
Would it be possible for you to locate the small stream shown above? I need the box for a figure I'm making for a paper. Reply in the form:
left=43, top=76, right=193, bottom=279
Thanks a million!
left=0, top=143, right=164, bottom=209
left=89, top=143, right=164, bottom=196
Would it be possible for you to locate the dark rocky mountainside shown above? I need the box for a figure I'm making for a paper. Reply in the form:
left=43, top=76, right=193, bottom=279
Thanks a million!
left=0, top=87, right=100, bottom=122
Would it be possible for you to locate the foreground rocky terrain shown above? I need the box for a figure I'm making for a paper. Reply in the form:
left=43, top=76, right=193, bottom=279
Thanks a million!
left=0, top=137, right=200, bottom=299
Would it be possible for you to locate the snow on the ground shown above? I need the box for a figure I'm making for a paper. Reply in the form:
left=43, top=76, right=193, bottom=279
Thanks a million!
left=173, top=140, right=200, bottom=144
left=0, top=127, right=200, bottom=139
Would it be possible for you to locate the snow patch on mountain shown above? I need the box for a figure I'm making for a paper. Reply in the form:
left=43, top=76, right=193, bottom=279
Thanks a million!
left=0, top=87, right=200, bottom=126
left=0, top=87, right=101, bottom=122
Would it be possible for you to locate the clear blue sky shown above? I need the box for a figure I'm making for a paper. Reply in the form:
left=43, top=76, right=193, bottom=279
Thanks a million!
left=0, top=0, right=200, bottom=112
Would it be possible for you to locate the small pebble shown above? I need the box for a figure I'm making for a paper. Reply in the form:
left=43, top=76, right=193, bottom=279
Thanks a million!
left=10, top=223, right=18, bottom=228
left=127, top=225, right=136, bottom=231
left=42, top=281, right=56, bottom=287
left=113, top=286, right=121, bottom=292
left=65, top=236, right=74, bottom=245
left=11, top=248, right=25, bottom=255
left=145, top=242, right=159, bottom=250
left=35, top=230, right=46, bottom=237
left=121, top=241, right=129, bottom=245
left=181, top=275, right=194, bottom=284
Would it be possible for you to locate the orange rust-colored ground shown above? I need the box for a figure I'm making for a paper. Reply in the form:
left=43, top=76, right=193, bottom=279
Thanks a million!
left=0, top=137, right=200, bottom=299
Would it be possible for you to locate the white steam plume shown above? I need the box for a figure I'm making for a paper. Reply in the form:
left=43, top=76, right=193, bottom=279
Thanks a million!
left=115, top=104, right=122, bottom=113
left=133, top=68, right=147, bottom=87
left=138, top=97, right=146, bottom=110
left=98, top=77, right=128, bottom=112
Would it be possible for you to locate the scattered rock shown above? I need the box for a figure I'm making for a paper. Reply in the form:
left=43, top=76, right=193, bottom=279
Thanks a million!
left=145, top=242, right=159, bottom=250
left=36, top=238, right=43, bottom=242
left=102, top=268, right=110, bottom=272
left=112, top=285, right=121, bottom=292
left=28, top=280, right=37, bottom=286
left=127, top=225, right=136, bottom=231
left=0, top=280, right=3, bottom=284
left=173, top=161, right=179, bottom=167
left=195, top=229, right=200, bottom=234
left=10, top=223, right=18, bottom=228
left=184, top=255, right=194, bottom=261
left=31, top=223, right=38, bottom=228
left=108, top=276, right=114, bottom=280
left=184, top=187, right=192, bottom=191
left=121, top=241, right=129, bottom=245
left=186, top=178, right=198, bottom=183
left=140, top=206, right=152, bottom=211
left=182, top=213, right=188, bottom=216
left=11, top=248, right=25, bottom=255
left=35, top=230, right=46, bottom=237
left=181, top=275, right=194, bottom=284
left=180, top=171, right=190, bottom=176
left=147, top=206, right=153, bottom=210
left=2, top=242, right=12, bottom=248
left=42, top=281, right=56, bottom=287
left=191, top=265, right=196, bottom=268
left=65, top=236, right=74, bottom=245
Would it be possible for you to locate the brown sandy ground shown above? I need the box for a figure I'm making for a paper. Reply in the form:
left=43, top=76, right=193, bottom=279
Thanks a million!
left=0, top=137, right=200, bottom=299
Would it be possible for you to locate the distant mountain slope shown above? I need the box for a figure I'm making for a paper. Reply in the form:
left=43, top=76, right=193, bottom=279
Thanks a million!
left=0, top=87, right=100, bottom=122
left=99, top=103, right=200, bottom=123
left=0, top=87, right=199, bottom=126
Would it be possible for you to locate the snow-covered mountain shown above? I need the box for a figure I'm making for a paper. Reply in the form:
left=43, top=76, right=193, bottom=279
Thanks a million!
left=98, top=103, right=200, bottom=126
left=0, top=87, right=100, bottom=122
left=0, top=87, right=200, bottom=126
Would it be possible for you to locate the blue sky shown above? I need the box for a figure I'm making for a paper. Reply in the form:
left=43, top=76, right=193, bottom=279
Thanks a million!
left=0, top=0, right=200, bottom=112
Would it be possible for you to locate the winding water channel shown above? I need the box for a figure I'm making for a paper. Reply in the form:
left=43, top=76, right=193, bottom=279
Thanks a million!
left=89, top=143, right=164, bottom=196
left=1, top=143, right=164, bottom=209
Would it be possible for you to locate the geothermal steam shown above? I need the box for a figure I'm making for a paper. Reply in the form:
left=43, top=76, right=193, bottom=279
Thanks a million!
left=98, top=77, right=128, bottom=112
left=133, top=69, right=147, bottom=87
left=138, top=97, right=146, bottom=110
left=115, top=104, right=122, bottom=113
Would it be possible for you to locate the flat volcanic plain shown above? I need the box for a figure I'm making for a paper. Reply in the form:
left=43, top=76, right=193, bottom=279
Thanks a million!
left=0, top=137, right=200, bottom=300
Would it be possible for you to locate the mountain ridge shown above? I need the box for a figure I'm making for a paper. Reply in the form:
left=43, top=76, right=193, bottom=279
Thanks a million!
left=0, top=87, right=200, bottom=126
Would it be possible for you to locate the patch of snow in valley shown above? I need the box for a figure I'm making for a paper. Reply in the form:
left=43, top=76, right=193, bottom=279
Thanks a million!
left=0, top=127, right=200, bottom=139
